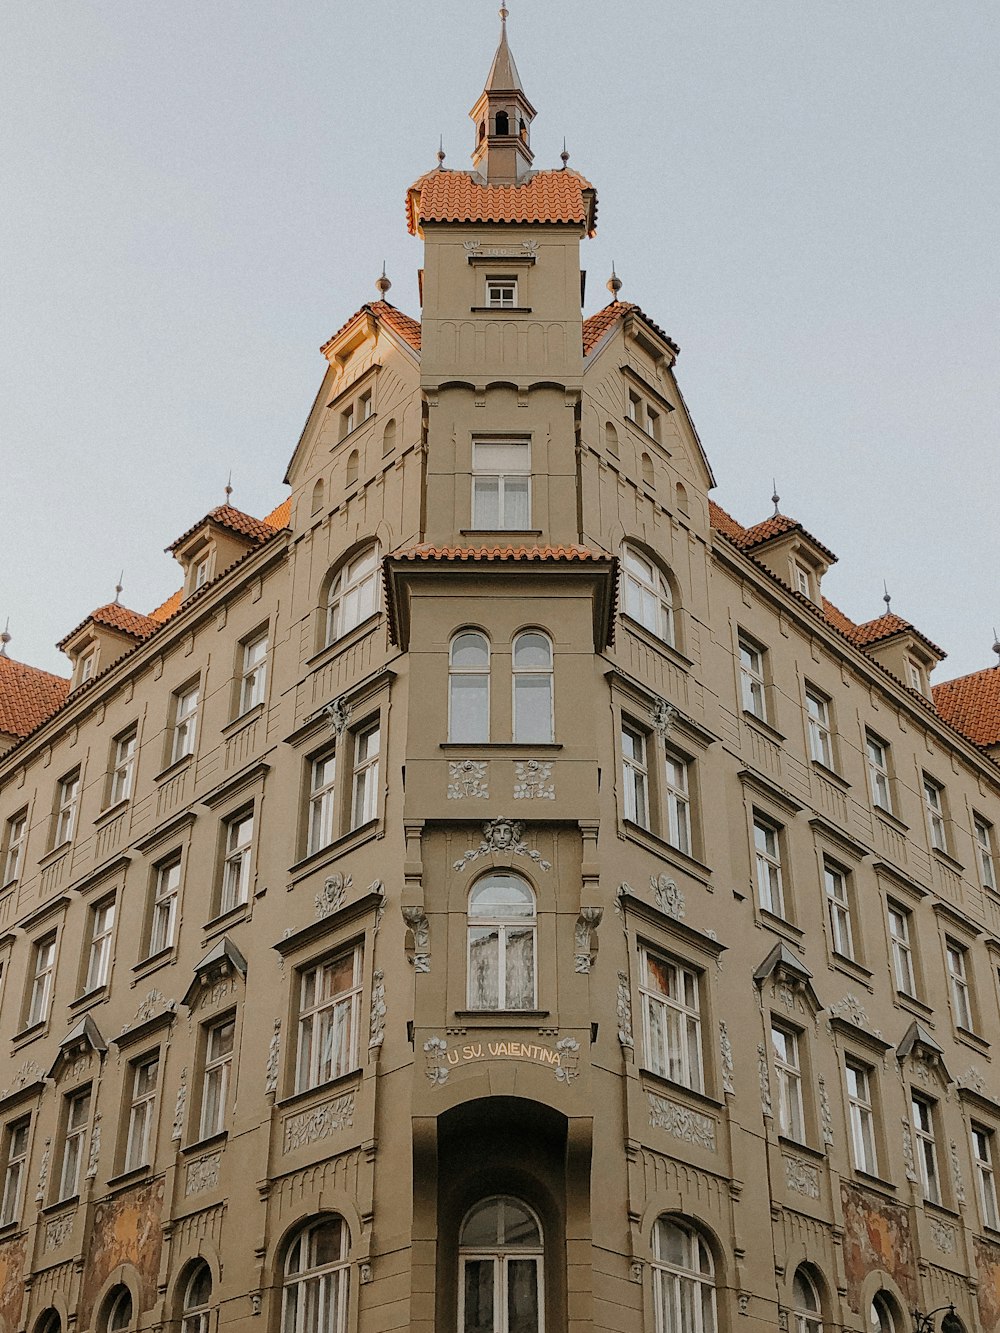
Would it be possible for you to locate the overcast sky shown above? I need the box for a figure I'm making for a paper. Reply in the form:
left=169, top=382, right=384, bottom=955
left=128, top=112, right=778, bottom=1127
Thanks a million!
left=2, top=1, right=997, bottom=682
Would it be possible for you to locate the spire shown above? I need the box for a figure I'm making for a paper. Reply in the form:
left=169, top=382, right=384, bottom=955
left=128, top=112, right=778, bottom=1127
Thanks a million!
left=485, top=7, right=523, bottom=93
left=470, top=6, right=537, bottom=185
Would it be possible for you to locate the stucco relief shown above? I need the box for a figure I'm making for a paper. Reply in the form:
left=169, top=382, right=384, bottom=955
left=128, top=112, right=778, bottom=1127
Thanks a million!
left=0, top=1234, right=26, bottom=1333
left=316, top=872, right=351, bottom=919
left=929, top=1216, right=957, bottom=1255
left=840, top=1183, right=916, bottom=1312
left=616, top=972, right=634, bottom=1050
left=817, top=1075, right=833, bottom=1147
left=652, top=873, right=685, bottom=920
left=453, top=818, right=551, bottom=871
left=44, top=1209, right=76, bottom=1251
left=573, top=907, right=602, bottom=973
left=81, top=1176, right=165, bottom=1325
left=448, top=759, right=489, bottom=799
left=368, top=968, right=386, bottom=1049
left=402, top=906, right=431, bottom=972
left=185, top=1150, right=222, bottom=1195
left=719, top=1021, right=735, bottom=1094
left=283, top=1092, right=355, bottom=1152
left=648, top=1093, right=717, bottom=1152
left=513, top=759, right=554, bottom=800
left=265, top=1019, right=281, bottom=1094
left=974, top=1236, right=1000, bottom=1332
left=782, top=1154, right=820, bottom=1200
left=0, top=1060, right=42, bottom=1099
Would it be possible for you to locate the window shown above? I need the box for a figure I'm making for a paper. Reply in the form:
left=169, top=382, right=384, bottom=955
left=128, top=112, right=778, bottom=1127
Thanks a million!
left=109, top=729, right=137, bottom=805
left=975, top=816, right=997, bottom=892
left=472, top=439, right=530, bottom=530
left=79, top=648, right=98, bottom=683
left=0, top=1118, right=30, bottom=1226
left=912, top=1094, right=941, bottom=1204
left=359, top=388, right=373, bottom=421
left=753, top=818, right=785, bottom=917
left=172, top=684, right=199, bottom=763
left=824, top=860, right=855, bottom=959
left=650, top=1217, right=716, bottom=1333
left=26, top=932, right=56, bottom=1026
left=2, top=810, right=26, bottom=885
left=346, top=450, right=359, bottom=486
left=467, top=873, right=537, bottom=1011
left=664, top=751, right=691, bottom=856
left=54, top=770, right=80, bottom=846
left=199, top=1015, right=235, bottom=1140
left=791, top=1267, right=823, bottom=1333
left=339, top=404, right=355, bottom=439
left=627, top=389, right=661, bottom=440
left=192, top=553, right=212, bottom=590
left=459, top=1197, right=543, bottom=1333
left=627, top=389, right=642, bottom=423
left=239, top=632, right=268, bottom=714
left=124, top=1052, right=159, bottom=1172
left=351, top=724, right=380, bottom=828
left=103, top=1287, right=133, bottom=1332
left=622, top=545, right=674, bottom=643
left=738, top=635, right=766, bottom=720
left=622, top=725, right=649, bottom=828
left=887, top=903, right=916, bottom=996
left=181, top=1262, right=213, bottom=1333
left=771, top=1024, right=805, bottom=1142
left=973, top=1125, right=1000, bottom=1230
left=845, top=1058, right=878, bottom=1174
left=946, top=941, right=974, bottom=1031
left=906, top=657, right=926, bottom=694
left=220, top=811, right=253, bottom=914
left=57, top=1086, right=91, bottom=1201
left=866, top=732, right=892, bottom=813
left=149, top=859, right=180, bottom=955
left=486, top=277, right=517, bottom=308
left=923, top=776, right=948, bottom=852
left=295, top=947, right=363, bottom=1092
left=326, top=544, right=381, bottom=645
left=307, top=752, right=337, bottom=855
left=449, top=632, right=490, bottom=743
left=805, top=689, right=833, bottom=768
left=793, top=562, right=814, bottom=600
left=282, top=1217, right=350, bottom=1333
left=84, top=898, right=116, bottom=993
left=512, top=632, right=553, bottom=743
left=640, top=950, right=703, bottom=1092
left=870, top=1293, right=901, bottom=1333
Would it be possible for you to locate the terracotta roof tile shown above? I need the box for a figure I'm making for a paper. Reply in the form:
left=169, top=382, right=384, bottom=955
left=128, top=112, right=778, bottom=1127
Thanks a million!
left=582, top=300, right=680, bottom=357
left=708, top=500, right=750, bottom=545
left=820, top=597, right=860, bottom=639
left=391, top=544, right=610, bottom=564
left=262, top=497, right=292, bottom=529
left=166, top=503, right=279, bottom=554
left=934, top=667, right=1000, bottom=748
left=321, top=301, right=421, bottom=356
left=149, top=589, right=183, bottom=625
left=407, top=169, right=597, bottom=236
left=851, top=612, right=945, bottom=659
left=0, top=655, right=69, bottom=739
left=56, top=602, right=160, bottom=652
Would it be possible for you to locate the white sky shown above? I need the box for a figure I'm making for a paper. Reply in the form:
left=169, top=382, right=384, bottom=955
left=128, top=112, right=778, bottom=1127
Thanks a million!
left=2, top=1, right=998, bottom=681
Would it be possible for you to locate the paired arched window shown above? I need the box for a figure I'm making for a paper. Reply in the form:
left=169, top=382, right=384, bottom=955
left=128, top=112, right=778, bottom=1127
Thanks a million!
left=792, top=1267, right=823, bottom=1333
left=468, top=873, right=536, bottom=1010
left=181, top=1262, right=213, bottom=1333
left=450, top=632, right=490, bottom=742
left=282, top=1217, right=350, bottom=1333
left=325, top=544, right=381, bottom=645
left=651, top=1218, right=716, bottom=1333
left=512, top=632, right=553, bottom=743
left=459, top=1197, right=543, bottom=1333
left=622, top=545, right=675, bottom=645
left=102, top=1287, right=133, bottom=1332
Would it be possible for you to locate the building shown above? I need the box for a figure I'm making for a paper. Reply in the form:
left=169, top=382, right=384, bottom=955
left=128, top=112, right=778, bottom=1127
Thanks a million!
left=1, top=13, right=1000, bottom=1333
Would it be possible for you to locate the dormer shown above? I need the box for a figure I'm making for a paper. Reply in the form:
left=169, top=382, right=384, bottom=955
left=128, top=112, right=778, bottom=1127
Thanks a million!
left=167, top=504, right=278, bottom=600
left=57, top=602, right=159, bottom=689
left=853, top=612, right=946, bottom=697
left=740, top=514, right=837, bottom=605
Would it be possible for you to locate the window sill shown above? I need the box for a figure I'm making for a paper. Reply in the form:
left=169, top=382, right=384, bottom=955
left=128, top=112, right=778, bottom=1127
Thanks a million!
left=69, top=984, right=109, bottom=1014
left=874, top=807, right=909, bottom=835
left=132, top=945, right=175, bottom=980
left=439, top=742, right=563, bottom=754
left=639, top=1067, right=723, bottom=1112
left=453, top=1010, right=552, bottom=1025
left=894, top=991, right=935, bottom=1022
left=853, top=1169, right=897, bottom=1197
left=923, top=1198, right=962, bottom=1221
left=0, top=1221, right=25, bottom=1240
left=154, top=753, right=194, bottom=785
left=0, top=876, right=16, bottom=892
left=180, top=1129, right=228, bottom=1158
left=758, top=909, right=803, bottom=942
left=202, top=901, right=249, bottom=941
left=287, top=821, right=380, bottom=886
left=618, top=613, right=693, bottom=670
left=743, top=711, right=786, bottom=745
left=830, top=952, right=874, bottom=990
left=305, top=612, right=382, bottom=671
left=12, top=1020, right=47, bottom=1048
left=331, top=413, right=377, bottom=451
left=40, top=1194, right=79, bottom=1217
left=277, top=1068, right=361, bottom=1112
left=470, top=306, right=533, bottom=314
left=37, top=842, right=72, bottom=871
left=931, top=847, right=965, bottom=875
left=221, top=702, right=265, bottom=739
left=94, top=798, right=130, bottom=828
left=811, top=760, right=850, bottom=790
left=106, top=1165, right=152, bottom=1191
left=459, top=529, right=543, bottom=539
left=777, top=1135, right=825, bottom=1162
left=619, top=820, right=713, bottom=885
left=955, top=1026, right=991, bottom=1056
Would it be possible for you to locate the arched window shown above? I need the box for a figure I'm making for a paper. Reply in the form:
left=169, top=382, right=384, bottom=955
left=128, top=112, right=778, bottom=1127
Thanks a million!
left=459, top=1197, right=543, bottom=1333
left=282, top=1217, right=350, bottom=1333
left=468, top=874, right=536, bottom=1010
left=310, top=478, right=325, bottom=516
left=622, top=545, right=674, bottom=644
left=605, top=421, right=619, bottom=456
left=792, top=1267, right=823, bottom=1333
left=103, top=1287, right=133, bottom=1332
left=869, top=1293, right=900, bottom=1333
left=449, top=632, right=490, bottom=742
left=675, top=481, right=689, bottom=515
left=346, top=450, right=359, bottom=486
left=479, top=120, right=487, bottom=142
left=181, top=1262, right=213, bottom=1333
left=495, top=110, right=510, bottom=135
left=651, top=1218, right=716, bottom=1333
left=326, top=543, right=381, bottom=645
left=512, top=632, right=553, bottom=743
left=382, top=418, right=397, bottom=457
left=36, top=1314, right=61, bottom=1333
left=641, top=452, right=655, bottom=486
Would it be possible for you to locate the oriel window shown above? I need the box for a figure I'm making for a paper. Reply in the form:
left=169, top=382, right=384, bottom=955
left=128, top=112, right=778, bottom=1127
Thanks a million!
left=472, top=439, right=530, bottom=530
left=512, top=632, right=553, bottom=743
left=449, top=632, right=490, bottom=743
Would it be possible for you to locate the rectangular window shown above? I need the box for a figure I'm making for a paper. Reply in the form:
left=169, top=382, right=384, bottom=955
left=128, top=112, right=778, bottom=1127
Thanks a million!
left=0, top=1118, right=30, bottom=1226
left=307, top=752, right=337, bottom=855
left=644, top=404, right=660, bottom=440
left=739, top=635, right=767, bottom=720
left=973, top=1124, right=1000, bottom=1230
left=26, top=933, right=56, bottom=1027
left=472, top=439, right=530, bottom=530
left=109, top=728, right=137, bottom=806
left=199, top=1015, right=235, bottom=1140
left=845, top=1058, right=878, bottom=1175
left=220, top=812, right=253, bottom=914
left=664, top=752, right=691, bottom=856
left=239, top=633, right=268, bottom=715
left=339, top=405, right=355, bottom=439
left=824, top=860, right=855, bottom=959
left=771, top=1024, right=805, bottom=1142
left=866, top=732, right=892, bottom=813
left=295, top=947, right=363, bottom=1092
left=124, top=1053, right=159, bottom=1172
left=753, top=817, right=785, bottom=917
left=946, top=941, right=974, bottom=1031
left=486, top=278, right=517, bottom=308
left=793, top=562, right=813, bottom=600
left=149, top=859, right=181, bottom=956
left=975, top=816, right=997, bottom=892
left=923, top=776, right=948, bottom=852
left=84, top=897, right=116, bottom=993
left=58, top=1086, right=91, bottom=1201
left=888, top=903, right=917, bottom=996
left=805, top=688, right=833, bottom=768
left=621, top=726, right=649, bottom=829
left=627, top=389, right=641, bottom=422
left=79, top=648, right=98, bottom=683
left=54, top=770, right=80, bottom=846
left=359, top=388, right=373, bottom=421
left=172, top=683, right=199, bottom=763
left=912, top=1094, right=941, bottom=1204
left=351, top=724, right=380, bottom=828
left=906, top=657, right=926, bottom=694
left=2, top=811, right=26, bottom=886
left=640, top=950, right=703, bottom=1093
left=192, top=554, right=212, bottom=590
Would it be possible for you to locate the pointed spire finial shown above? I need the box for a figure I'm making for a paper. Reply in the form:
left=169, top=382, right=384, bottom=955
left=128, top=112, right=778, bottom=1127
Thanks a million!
left=499, top=5, right=509, bottom=22
left=607, top=264, right=622, bottom=301
left=992, top=628, right=1000, bottom=666
left=560, top=138, right=570, bottom=168
left=0, top=619, right=10, bottom=658
left=224, top=471, right=233, bottom=505
left=114, top=571, right=124, bottom=605
left=375, top=263, right=392, bottom=299
left=771, top=480, right=780, bottom=516
left=883, top=581, right=892, bottom=613
left=437, top=136, right=446, bottom=168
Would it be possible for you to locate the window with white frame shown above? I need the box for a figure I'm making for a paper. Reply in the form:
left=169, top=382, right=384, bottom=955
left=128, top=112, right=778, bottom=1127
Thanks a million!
left=791, top=1267, right=823, bottom=1333
left=738, top=635, right=767, bottom=720
left=325, top=544, right=381, bottom=646
left=805, top=688, right=833, bottom=768
left=0, top=1118, right=30, bottom=1226
left=239, top=632, right=268, bottom=714
left=824, top=860, right=855, bottom=959
left=650, top=1217, right=716, bottom=1333
left=923, top=776, right=948, bottom=852
left=771, top=1023, right=805, bottom=1141
left=866, top=732, right=892, bottom=813
left=972, top=1124, right=1000, bottom=1231
left=199, top=1014, right=235, bottom=1140
left=295, top=947, right=363, bottom=1092
left=792, top=562, right=814, bottom=601
left=753, top=817, right=785, bottom=917
left=467, top=873, right=537, bottom=1011
left=57, top=1086, right=91, bottom=1201
left=906, top=657, right=926, bottom=694
left=911, top=1094, right=941, bottom=1204
left=109, top=728, right=137, bottom=806
left=459, top=1197, right=543, bottom=1333
left=664, top=751, right=692, bottom=856
left=181, top=1262, right=213, bottom=1333
left=512, top=631, right=553, bottom=743
left=845, top=1058, right=878, bottom=1174
left=449, top=631, right=490, bottom=743
left=84, top=898, right=116, bottom=993
left=307, top=751, right=337, bottom=855
left=282, top=1217, right=350, bottom=1333
left=172, top=683, right=200, bottom=763
left=78, top=647, right=98, bottom=684
left=26, top=933, right=56, bottom=1027
left=622, top=724, right=650, bottom=828
left=486, top=277, right=517, bottom=308
left=220, top=811, right=253, bottom=914
left=622, top=545, right=674, bottom=643
left=975, top=816, right=997, bottom=892
left=359, top=388, right=373, bottom=421
left=54, top=770, right=80, bottom=846
left=472, top=438, right=530, bottom=529
left=192, top=553, right=212, bottom=590
left=946, top=940, right=974, bottom=1031
left=124, top=1051, right=159, bottom=1172
left=640, top=949, right=703, bottom=1092
left=351, top=723, right=380, bottom=828
left=887, top=903, right=917, bottom=996
left=149, top=858, right=181, bottom=956
left=339, top=404, right=355, bottom=439
left=2, top=810, right=26, bottom=885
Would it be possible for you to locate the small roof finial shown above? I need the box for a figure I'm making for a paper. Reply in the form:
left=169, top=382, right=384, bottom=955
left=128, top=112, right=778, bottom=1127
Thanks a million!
left=499, top=5, right=509, bottom=23
left=607, top=263, right=623, bottom=301
left=560, top=138, right=570, bottom=169
left=883, top=581, right=892, bottom=614
left=114, top=571, right=124, bottom=605
left=771, top=479, right=780, bottom=516
left=437, top=136, right=446, bottom=168
left=375, top=263, right=392, bottom=299
left=992, top=628, right=1000, bottom=666
left=0, top=619, right=10, bottom=658
left=224, top=471, right=233, bottom=505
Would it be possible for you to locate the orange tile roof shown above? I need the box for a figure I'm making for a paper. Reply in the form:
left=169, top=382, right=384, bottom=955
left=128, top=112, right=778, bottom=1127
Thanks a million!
left=582, top=300, right=680, bottom=357
left=263, top=497, right=292, bottom=529
left=391, top=543, right=610, bottom=563
left=149, top=589, right=183, bottom=625
left=0, top=655, right=70, bottom=739
left=166, top=504, right=279, bottom=554
left=56, top=602, right=160, bottom=652
left=321, top=301, right=421, bottom=356
left=407, top=169, right=597, bottom=236
left=934, top=667, right=1000, bottom=748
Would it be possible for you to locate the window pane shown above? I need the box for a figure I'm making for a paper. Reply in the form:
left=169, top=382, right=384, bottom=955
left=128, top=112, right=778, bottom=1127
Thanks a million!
left=507, top=1258, right=539, bottom=1333
left=463, top=1260, right=495, bottom=1333
left=468, top=928, right=500, bottom=1009
left=514, top=676, right=551, bottom=743
left=451, top=675, right=489, bottom=743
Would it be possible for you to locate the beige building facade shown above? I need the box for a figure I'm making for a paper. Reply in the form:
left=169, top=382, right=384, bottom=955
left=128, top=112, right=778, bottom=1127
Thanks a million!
left=1, top=15, right=1000, bottom=1333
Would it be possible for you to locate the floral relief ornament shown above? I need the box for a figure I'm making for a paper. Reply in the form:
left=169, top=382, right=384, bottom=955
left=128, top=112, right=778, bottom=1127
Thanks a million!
left=402, top=906, right=431, bottom=973
left=368, top=969, right=386, bottom=1050
left=453, top=818, right=551, bottom=872
left=574, top=907, right=603, bottom=973
left=513, top=759, right=555, bottom=800
left=448, top=759, right=489, bottom=800
left=424, top=1036, right=450, bottom=1085
left=617, top=972, right=635, bottom=1049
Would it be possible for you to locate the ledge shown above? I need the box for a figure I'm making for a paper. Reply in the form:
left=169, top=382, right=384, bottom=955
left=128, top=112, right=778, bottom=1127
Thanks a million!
left=955, top=1026, right=991, bottom=1057
left=36, top=842, right=71, bottom=872
left=619, top=820, right=714, bottom=887
left=810, top=760, right=851, bottom=791
left=639, top=1067, right=723, bottom=1112
left=618, top=615, right=694, bottom=674
left=830, top=952, right=874, bottom=990
left=808, top=814, right=870, bottom=862
left=777, top=1135, right=826, bottom=1162
left=739, top=769, right=804, bottom=817
left=106, top=1165, right=153, bottom=1192
left=851, top=1170, right=898, bottom=1200
left=303, top=613, right=382, bottom=674
left=112, top=1005, right=177, bottom=1050
left=68, top=984, right=109, bottom=1015
left=220, top=702, right=265, bottom=739
left=874, top=807, right=909, bottom=836
left=180, top=1129, right=228, bottom=1158
left=276, top=1067, right=361, bottom=1112
left=200, top=759, right=270, bottom=811
left=931, top=847, right=965, bottom=875
left=458, top=529, right=543, bottom=539
left=453, top=1010, right=551, bottom=1023
left=94, top=797, right=130, bottom=828
left=154, top=752, right=194, bottom=785
left=201, top=902, right=249, bottom=942
left=18, top=893, right=70, bottom=932
left=618, top=889, right=725, bottom=958
left=758, top=909, right=803, bottom=942
left=286, top=821, right=379, bottom=886
left=70, top=853, right=131, bottom=897
left=132, top=945, right=174, bottom=979
left=439, top=742, right=563, bottom=754
left=742, top=711, right=786, bottom=745
left=274, top=888, right=385, bottom=957
left=134, top=810, right=196, bottom=855
left=470, top=305, right=534, bottom=313
left=894, top=991, right=935, bottom=1023
left=11, top=1020, right=47, bottom=1048
left=329, top=412, right=378, bottom=452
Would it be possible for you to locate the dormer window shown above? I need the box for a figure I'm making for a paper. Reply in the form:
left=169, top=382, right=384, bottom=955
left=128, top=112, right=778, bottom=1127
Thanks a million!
left=792, top=562, right=813, bottom=599
left=78, top=648, right=98, bottom=685
left=191, top=552, right=212, bottom=593
left=906, top=657, right=926, bottom=694
left=487, top=278, right=517, bottom=309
